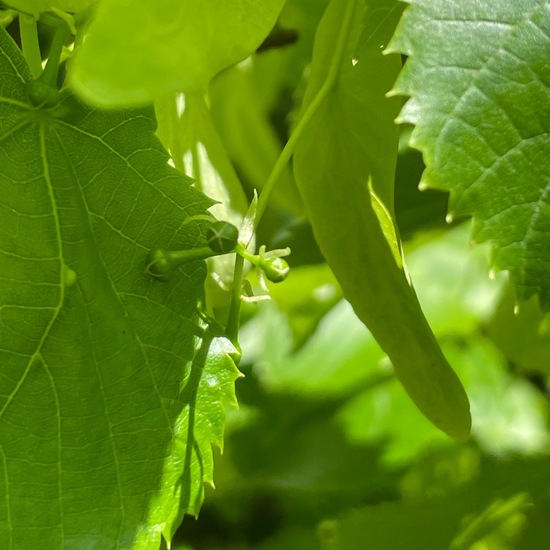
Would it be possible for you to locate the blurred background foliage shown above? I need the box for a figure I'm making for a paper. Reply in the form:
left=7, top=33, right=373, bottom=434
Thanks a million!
left=168, top=0, right=550, bottom=548
left=2, top=1, right=548, bottom=548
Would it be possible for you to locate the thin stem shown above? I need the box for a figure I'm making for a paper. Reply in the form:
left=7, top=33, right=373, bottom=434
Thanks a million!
left=224, top=244, right=272, bottom=346
left=19, top=14, right=42, bottom=78
left=166, top=247, right=218, bottom=264
left=225, top=254, right=245, bottom=346
left=254, top=0, right=357, bottom=228
left=234, top=243, right=260, bottom=266
left=40, top=22, right=69, bottom=89
left=224, top=0, right=357, bottom=350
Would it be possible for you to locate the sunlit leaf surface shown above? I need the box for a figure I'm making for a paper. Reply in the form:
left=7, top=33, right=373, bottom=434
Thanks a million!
left=0, top=27, right=239, bottom=548
left=389, top=0, right=550, bottom=308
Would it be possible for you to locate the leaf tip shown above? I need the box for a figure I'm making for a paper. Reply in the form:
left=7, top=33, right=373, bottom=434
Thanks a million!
left=449, top=422, right=472, bottom=444
left=434, top=386, right=472, bottom=443
left=385, top=88, right=400, bottom=99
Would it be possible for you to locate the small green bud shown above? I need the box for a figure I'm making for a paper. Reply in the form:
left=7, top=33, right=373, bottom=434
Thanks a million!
left=207, top=221, right=239, bottom=254
left=63, top=264, right=77, bottom=287
left=145, top=248, right=173, bottom=281
left=262, top=257, right=290, bottom=283
left=146, top=246, right=221, bottom=281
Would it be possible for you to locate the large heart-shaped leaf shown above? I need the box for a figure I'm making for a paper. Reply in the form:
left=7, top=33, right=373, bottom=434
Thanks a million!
left=0, top=27, right=239, bottom=548
left=388, top=0, right=550, bottom=308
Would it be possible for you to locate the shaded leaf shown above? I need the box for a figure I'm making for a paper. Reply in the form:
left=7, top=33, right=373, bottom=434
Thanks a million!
left=489, top=289, right=550, bottom=376
left=155, top=93, right=248, bottom=224
left=389, top=0, right=550, bottom=308
left=394, top=127, right=449, bottom=238
left=293, top=0, right=470, bottom=440
left=0, top=27, right=239, bottom=548
left=327, top=457, right=550, bottom=550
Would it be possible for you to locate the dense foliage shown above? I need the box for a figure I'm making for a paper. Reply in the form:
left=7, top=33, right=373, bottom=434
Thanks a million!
left=0, top=0, right=548, bottom=548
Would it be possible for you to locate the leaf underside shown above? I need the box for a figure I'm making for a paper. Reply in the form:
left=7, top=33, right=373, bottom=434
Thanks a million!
left=0, top=27, right=239, bottom=549
left=389, top=0, right=550, bottom=308
left=293, top=0, right=471, bottom=441
left=70, top=0, right=287, bottom=106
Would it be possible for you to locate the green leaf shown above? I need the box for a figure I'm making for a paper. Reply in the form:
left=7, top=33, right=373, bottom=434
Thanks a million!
left=293, top=0, right=471, bottom=440
left=69, top=0, right=287, bottom=106
left=0, top=27, right=240, bottom=548
left=489, top=289, right=550, bottom=376
left=2, top=0, right=95, bottom=17
left=388, top=0, right=550, bottom=308
left=331, top=489, right=532, bottom=550
left=155, top=321, right=241, bottom=543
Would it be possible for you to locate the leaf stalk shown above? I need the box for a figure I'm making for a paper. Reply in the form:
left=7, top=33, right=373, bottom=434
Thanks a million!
left=225, top=254, right=244, bottom=349
left=254, top=0, right=358, bottom=227
left=40, top=21, right=69, bottom=89
left=19, top=14, right=42, bottom=78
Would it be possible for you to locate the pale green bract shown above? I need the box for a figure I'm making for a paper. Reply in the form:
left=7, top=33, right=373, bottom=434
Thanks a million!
left=155, top=92, right=250, bottom=307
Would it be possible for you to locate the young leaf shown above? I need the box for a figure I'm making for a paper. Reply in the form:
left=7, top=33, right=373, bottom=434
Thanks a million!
left=388, top=0, right=550, bottom=308
left=293, top=0, right=471, bottom=440
left=69, top=0, right=287, bottom=106
left=0, top=27, right=239, bottom=548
